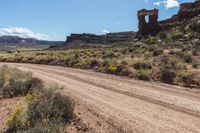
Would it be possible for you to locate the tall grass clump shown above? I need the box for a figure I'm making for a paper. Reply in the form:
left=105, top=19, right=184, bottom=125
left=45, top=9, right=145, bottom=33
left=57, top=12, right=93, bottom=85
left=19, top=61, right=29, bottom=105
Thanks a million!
left=0, top=65, right=43, bottom=99
left=6, top=88, right=74, bottom=133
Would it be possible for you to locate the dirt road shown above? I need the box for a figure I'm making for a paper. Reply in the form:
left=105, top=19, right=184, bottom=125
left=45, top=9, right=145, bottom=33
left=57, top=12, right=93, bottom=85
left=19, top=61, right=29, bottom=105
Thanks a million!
left=1, top=63, right=200, bottom=133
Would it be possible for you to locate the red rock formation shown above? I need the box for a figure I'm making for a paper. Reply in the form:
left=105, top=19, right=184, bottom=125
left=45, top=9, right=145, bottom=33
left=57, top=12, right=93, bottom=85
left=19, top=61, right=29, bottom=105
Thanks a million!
left=137, top=9, right=159, bottom=35
left=178, top=1, right=200, bottom=20
left=137, top=1, right=200, bottom=35
left=65, top=32, right=136, bottom=45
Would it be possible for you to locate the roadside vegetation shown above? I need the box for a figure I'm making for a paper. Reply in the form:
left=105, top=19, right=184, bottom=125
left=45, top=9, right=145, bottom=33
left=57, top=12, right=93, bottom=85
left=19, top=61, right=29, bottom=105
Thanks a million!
left=0, top=16, right=200, bottom=89
left=0, top=66, right=74, bottom=132
left=0, top=42, right=199, bottom=88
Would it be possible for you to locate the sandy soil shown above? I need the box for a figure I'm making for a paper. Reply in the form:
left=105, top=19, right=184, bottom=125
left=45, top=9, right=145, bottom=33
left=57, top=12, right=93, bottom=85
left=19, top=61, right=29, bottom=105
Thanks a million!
left=1, top=63, right=200, bottom=133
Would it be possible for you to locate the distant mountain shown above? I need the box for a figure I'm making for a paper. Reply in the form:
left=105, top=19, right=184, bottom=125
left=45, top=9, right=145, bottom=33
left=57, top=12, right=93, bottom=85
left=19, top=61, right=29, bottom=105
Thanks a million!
left=0, top=36, right=64, bottom=47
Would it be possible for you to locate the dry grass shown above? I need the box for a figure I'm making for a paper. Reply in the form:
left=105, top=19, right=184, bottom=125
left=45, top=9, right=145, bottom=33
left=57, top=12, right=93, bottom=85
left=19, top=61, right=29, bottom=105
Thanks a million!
left=0, top=37, right=199, bottom=88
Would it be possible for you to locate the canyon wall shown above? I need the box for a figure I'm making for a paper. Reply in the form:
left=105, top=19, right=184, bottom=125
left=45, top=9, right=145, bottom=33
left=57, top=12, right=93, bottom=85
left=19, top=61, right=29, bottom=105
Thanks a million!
left=65, top=32, right=136, bottom=45
left=138, top=1, right=200, bottom=35
left=64, top=1, right=200, bottom=46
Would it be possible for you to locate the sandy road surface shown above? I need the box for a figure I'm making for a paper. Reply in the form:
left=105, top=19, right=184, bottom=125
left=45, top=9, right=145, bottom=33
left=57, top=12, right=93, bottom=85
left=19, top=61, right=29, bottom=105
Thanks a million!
left=1, top=63, right=200, bottom=133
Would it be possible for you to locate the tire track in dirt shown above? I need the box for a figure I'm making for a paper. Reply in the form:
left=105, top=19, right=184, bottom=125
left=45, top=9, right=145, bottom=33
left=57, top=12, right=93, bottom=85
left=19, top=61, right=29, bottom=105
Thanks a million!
left=9, top=63, right=200, bottom=118
left=21, top=64, right=200, bottom=99
left=1, top=63, right=200, bottom=133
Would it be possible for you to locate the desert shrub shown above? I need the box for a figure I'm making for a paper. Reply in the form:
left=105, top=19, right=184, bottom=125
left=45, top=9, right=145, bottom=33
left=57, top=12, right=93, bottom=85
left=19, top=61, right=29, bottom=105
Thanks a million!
left=64, top=55, right=79, bottom=66
left=179, top=72, right=194, bottom=87
left=137, top=70, right=151, bottom=81
left=102, top=59, right=110, bottom=67
left=64, top=57, right=71, bottom=66
left=192, top=49, right=199, bottom=56
left=121, top=69, right=132, bottom=77
left=36, top=52, right=47, bottom=56
left=170, top=58, right=186, bottom=70
left=161, top=68, right=174, bottom=84
left=116, top=65, right=124, bottom=74
left=148, top=45, right=156, bottom=52
left=176, top=62, right=187, bottom=70
left=90, top=58, right=99, bottom=68
left=121, top=49, right=128, bottom=54
left=1, top=66, right=74, bottom=132
left=162, top=57, right=186, bottom=70
left=147, top=36, right=157, bottom=44
left=14, top=57, right=23, bottom=62
left=128, top=48, right=133, bottom=53
left=152, top=49, right=163, bottom=56
left=0, top=66, right=43, bottom=98
left=190, top=20, right=200, bottom=32
left=107, top=65, right=117, bottom=74
left=121, top=60, right=128, bottom=65
left=6, top=51, right=13, bottom=54
left=1, top=77, right=43, bottom=98
left=171, top=32, right=183, bottom=40
left=192, top=61, right=200, bottom=68
left=115, top=64, right=132, bottom=77
left=159, top=32, right=167, bottom=39
left=183, top=53, right=193, bottom=63
left=133, top=60, right=152, bottom=70
left=26, top=57, right=34, bottom=62
left=6, top=87, right=74, bottom=133
left=169, top=49, right=183, bottom=57
left=165, top=36, right=173, bottom=43
left=27, top=89, right=74, bottom=125
left=103, top=51, right=118, bottom=59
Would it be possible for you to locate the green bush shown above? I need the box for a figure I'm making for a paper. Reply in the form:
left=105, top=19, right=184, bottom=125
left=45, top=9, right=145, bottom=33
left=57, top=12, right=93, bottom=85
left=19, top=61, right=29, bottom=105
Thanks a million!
left=103, top=51, right=118, bottom=59
left=1, top=77, right=43, bottom=98
left=183, top=53, right=193, bottom=63
left=133, top=60, right=152, bottom=70
left=0, top=66, right=74, bottom=132
left=90, top=59, right=99, bottom=68
left=152, top=49, right=163, bottom=56
left=0, top=66, right=43, bottom=98
left=180, top=72, right=193, bottom=87
left=27, top=89, right=74, bottom=124
left=159, top=32, right=167, bottom=39
left=137, top=70, right=151, bottom=81
left=147, top=36, right=157, bottom=44
left=115, top=65, right=132, bottom=77
left=107, top=65, right=117, bottom=74
left=162, top=57, right=186, bottom=70
left=192, top=60, right=199, bottom=69
left=171, top=32, right=183, bottom=40
left=161, top=68, right=174, bottom=84
left=6, top=87, right=74, bottom=133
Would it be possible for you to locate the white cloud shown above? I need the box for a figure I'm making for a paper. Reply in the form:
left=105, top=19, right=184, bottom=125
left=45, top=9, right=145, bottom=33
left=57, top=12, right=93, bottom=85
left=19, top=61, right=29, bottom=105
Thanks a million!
left=154, top=1, right=162, bottom=6
left=154, top=0, right=179, bottom=9
left=101, top=29, right=110, bottom=34
left=0, top=27, right=49, bottom=40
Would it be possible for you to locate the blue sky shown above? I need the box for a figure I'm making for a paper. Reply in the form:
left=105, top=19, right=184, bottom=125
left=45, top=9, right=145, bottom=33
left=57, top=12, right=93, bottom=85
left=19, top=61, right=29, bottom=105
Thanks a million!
left=0, top=0, right=195, bottom=40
